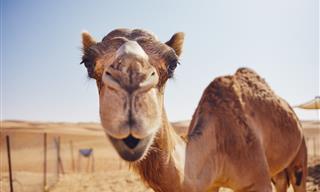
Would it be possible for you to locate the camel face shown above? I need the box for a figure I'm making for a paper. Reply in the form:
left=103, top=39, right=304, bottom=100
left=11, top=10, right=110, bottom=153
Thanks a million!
left=99, top=41, right=162, bottom=161
left=81, top=29, right=184, bottom=161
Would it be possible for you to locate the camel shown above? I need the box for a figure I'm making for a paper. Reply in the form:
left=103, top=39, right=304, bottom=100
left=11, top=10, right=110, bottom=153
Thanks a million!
left=272, top=137, right=307, bottom=192
left=80, top=28, right=307, bottom=192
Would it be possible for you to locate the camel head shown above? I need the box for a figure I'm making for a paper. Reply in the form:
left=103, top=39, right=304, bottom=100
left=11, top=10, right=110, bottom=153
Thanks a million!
left=81, top=29, right=184, bottom=161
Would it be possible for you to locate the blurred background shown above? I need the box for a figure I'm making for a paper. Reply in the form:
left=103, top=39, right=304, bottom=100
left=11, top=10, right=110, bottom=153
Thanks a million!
left=2, top=0, right=319, bottom=122
left=1, top=1, right=319, bottom=192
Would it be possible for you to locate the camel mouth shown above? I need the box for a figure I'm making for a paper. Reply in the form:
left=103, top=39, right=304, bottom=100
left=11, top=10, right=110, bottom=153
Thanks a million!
left=122, top=135, right=140, bottom=149
left=108, top=134, right=153, bottom=162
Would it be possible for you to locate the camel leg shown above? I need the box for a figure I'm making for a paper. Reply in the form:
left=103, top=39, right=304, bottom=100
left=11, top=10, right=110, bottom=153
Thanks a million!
left=272, top=170, right=289, bottom=192
left=232, top=160, right=273, bottom=192
left=272, top=137, right=307, bottom=192
left=287, top=137, right=308, bottom=192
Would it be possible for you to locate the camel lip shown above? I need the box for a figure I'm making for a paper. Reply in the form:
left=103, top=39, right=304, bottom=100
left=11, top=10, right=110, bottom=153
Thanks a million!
left=122, top=134, right=141, bottom=149
left=107, top=133, right=153, bottom=162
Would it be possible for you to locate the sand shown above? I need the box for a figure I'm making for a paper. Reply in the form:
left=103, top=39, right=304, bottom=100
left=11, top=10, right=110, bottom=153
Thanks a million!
left=0, top=120, right=319, bottom=192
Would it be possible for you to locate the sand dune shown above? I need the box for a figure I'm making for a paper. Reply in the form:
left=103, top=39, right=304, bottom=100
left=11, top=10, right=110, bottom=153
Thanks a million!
left=1, top=120, right=319, bottom=192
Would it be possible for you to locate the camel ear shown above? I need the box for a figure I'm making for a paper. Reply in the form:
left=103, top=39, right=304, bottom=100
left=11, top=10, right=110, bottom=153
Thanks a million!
left=82, top=31, right=96, bottom=53
left=81, top=31, right=97, bottom=79
left=165, top=32, right=185, bottom=57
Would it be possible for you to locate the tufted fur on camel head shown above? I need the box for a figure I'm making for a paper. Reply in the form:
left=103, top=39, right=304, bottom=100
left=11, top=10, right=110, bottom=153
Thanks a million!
left=81, top=29, right=184, bottom=161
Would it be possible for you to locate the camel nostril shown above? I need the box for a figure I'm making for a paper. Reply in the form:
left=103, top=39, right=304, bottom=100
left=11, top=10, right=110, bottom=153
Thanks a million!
left=122, top=135, right=140, bottom=149
left=105, top=71, right=112, bottom=76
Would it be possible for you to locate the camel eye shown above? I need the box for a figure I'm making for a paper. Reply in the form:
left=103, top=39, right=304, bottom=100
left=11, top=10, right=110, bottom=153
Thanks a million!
left=167, top=60, right=179, bottom=78
left=169, top=62, right=177, bottom=71
left=151, top=72, right=155, bottom=76
left=80, top=58, right=95, bottom=79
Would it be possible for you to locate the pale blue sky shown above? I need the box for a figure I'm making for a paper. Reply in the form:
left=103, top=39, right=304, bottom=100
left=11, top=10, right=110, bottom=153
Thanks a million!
left=1, top=0, right=319, bottom=122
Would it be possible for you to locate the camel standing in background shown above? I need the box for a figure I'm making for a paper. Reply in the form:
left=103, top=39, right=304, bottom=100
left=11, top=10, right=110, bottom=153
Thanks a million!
left=80, top=28, right=307, bottom=192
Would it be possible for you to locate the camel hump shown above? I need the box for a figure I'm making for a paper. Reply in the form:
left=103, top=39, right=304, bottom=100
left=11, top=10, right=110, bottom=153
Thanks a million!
left=188, top=75, right=246, bottom=137
left=234, top=67, right=275, bottom=101
left=211, top=75, right=234, bottom=89
left=192, top=74, right=246, bottom=115
left=235, top=67, right=268, bottom=86
left=205, top=75, right=241, bottom=102
left=188, top=74, right=259, bottom=156
left=236, top=67, right=258, bottom=75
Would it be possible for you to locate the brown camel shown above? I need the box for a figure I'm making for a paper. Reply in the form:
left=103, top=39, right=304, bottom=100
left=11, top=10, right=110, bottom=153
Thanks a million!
left=81, top=28, right=307, bottom=192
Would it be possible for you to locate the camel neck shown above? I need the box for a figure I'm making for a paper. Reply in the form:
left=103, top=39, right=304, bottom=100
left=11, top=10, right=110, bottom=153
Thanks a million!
left=132, top=113, right=186, bottom=192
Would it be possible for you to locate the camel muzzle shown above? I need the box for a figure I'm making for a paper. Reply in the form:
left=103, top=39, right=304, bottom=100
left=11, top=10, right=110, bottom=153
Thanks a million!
left=108, top=134, right=153, bottom=162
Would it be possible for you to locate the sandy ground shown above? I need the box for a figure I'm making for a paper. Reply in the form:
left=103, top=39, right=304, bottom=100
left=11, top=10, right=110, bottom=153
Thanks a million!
left=48, top=170, right=153, bottom=192
left=1, top=120, right=319, bottom=192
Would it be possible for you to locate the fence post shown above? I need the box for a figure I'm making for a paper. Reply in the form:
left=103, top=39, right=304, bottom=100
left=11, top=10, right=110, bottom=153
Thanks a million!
left=86, top=156, right=90, bottom=172
left=54, top=137, right=60, bottom=178
left=43, top=133, right=47, bottom=191
left=6, top=135, right=14, bottom=192
left=70, top=141, right=75, bottom=172
left=77, top=152, right=81, bottom=172
left=91, top=153, right=95, bottom=172
left=57, top=137, right=64, bottom=175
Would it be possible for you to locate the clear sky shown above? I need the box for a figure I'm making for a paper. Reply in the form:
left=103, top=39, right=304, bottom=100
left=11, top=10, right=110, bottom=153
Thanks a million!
left=1, top=0, right=319, bottom=122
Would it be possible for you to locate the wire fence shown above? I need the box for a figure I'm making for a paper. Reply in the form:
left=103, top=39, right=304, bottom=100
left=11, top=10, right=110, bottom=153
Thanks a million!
left=0, top=124, right=319, bottom=192
left=0, top=131, right=125, bottom=192
left=1, top=133, right=59, bottom=192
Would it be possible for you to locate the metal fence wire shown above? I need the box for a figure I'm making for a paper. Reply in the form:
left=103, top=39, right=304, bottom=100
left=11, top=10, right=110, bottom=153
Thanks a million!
left=0, top=131, right=125, bottom=192
left=0, top=125, right=319, bottom=192
left=1, top=133, right=59, bottom=192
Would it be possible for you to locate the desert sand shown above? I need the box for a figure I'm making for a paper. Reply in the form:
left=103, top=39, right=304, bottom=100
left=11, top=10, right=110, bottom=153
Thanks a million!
left=0, top=120, right=319, bottom=192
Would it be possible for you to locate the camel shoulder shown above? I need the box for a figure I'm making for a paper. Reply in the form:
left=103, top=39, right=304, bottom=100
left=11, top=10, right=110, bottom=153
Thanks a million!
left=188, top=75, right=238, bottom=135
left=198, top=75, right=242, bottom=112
left=188, top=75, right=251, bottom=135
left=188, top=74, right=258, bottom=158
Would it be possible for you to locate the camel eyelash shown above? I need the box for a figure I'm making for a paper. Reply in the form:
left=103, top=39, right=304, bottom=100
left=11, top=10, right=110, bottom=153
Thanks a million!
left=167, top=59, right=180, bottom=78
